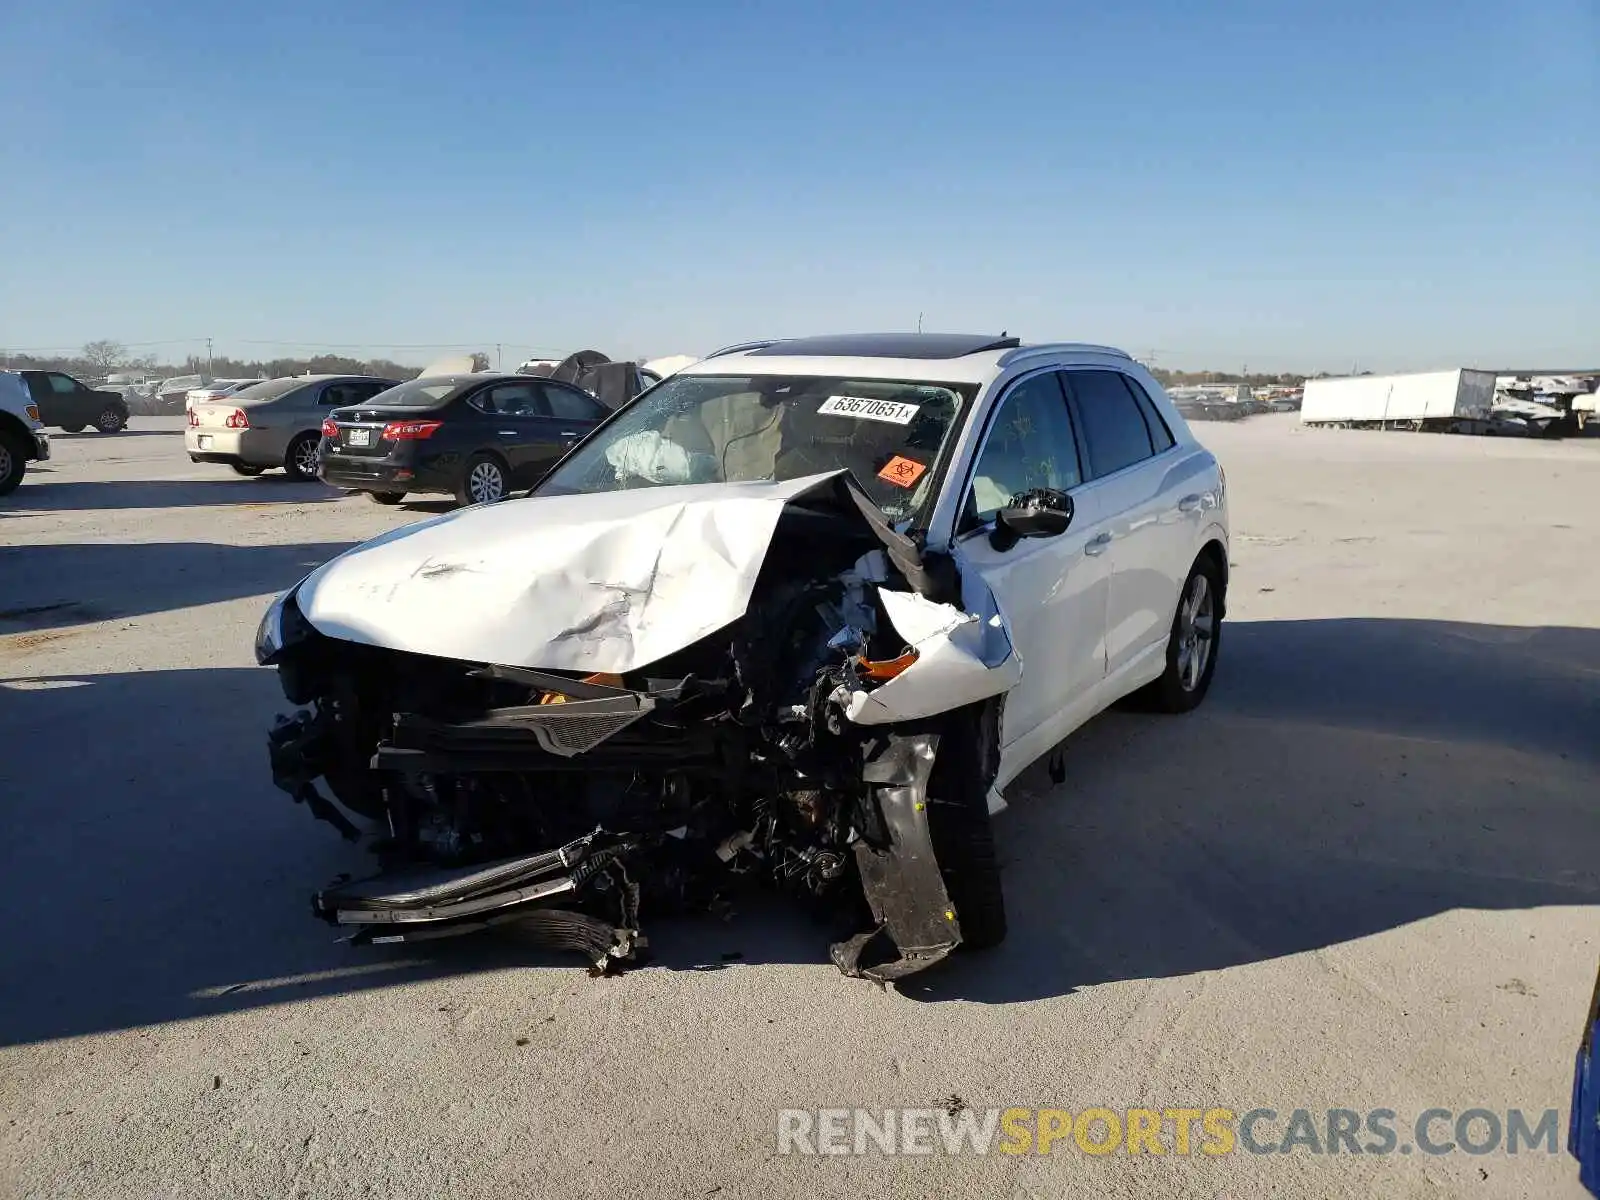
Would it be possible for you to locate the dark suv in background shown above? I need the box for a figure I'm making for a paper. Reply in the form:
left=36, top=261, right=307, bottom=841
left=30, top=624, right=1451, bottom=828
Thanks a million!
left=16, top=370, right=130, bottom=433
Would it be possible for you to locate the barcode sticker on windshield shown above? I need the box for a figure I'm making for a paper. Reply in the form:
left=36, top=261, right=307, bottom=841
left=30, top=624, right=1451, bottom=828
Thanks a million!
left=817, top=395, right=921, bottom=425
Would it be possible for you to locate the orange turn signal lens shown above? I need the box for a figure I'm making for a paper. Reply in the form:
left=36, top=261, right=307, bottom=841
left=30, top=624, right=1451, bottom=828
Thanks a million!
left=858, top=650, right=919, bottom=680
left=538, top=672, right=626, bottom=704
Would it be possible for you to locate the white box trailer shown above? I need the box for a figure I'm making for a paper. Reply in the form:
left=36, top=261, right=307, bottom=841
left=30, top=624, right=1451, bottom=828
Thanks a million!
left=1300, top=369, right=1498, bottom=427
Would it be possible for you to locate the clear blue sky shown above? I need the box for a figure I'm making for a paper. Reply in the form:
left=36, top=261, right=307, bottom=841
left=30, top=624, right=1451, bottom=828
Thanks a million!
left=1, top=0, right=1595, bottom=372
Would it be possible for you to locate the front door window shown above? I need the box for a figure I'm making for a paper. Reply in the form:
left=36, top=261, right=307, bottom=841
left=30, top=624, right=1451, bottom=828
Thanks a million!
left=965, top=371, right=1082, bottom=524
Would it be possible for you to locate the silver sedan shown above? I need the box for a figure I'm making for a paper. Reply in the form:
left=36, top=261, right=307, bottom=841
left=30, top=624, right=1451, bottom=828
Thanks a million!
left=185, top=375, right=400, bottom=479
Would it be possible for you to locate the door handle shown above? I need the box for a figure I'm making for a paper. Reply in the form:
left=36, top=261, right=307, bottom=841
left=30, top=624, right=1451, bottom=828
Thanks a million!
left=558, top=431, right=580, bottom=438
left=1085, top=531, right=1113, bottom=556
left=1177, top=494, right=1202, bottom=513
left=498, top=429, right=518, bottom=436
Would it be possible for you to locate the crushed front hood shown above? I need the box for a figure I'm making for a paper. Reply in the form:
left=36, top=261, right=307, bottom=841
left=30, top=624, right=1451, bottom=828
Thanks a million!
left=296, top=474, right=844, bottom=674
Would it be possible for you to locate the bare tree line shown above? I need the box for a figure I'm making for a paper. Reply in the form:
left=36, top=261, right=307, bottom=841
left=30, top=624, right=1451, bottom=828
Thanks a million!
left=3, top=340, right=437, bottom=384
left=10, top=339, right=1324, bottom=390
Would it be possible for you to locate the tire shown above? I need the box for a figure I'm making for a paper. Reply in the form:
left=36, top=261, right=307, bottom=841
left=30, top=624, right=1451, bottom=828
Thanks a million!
left=60, top=423, right=86, bottom=434
left=230, top=463, right=266, bottom=477
left=283, top=433, right=321, bottom=481
left=924, top=701, right=1007, bottom=950
left=456, top=453, right=508, bottom=506
left=96, top=406, right=128, bottom=433
left=367, top=491, right=406, bottom=505
left=1146, top=554, right=1223, bottom=714
left=0, top=430, right=26, bottom=496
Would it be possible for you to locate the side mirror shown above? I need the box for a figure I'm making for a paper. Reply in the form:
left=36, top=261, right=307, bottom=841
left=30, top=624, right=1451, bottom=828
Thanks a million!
left=990, top=488, right=1074, bottom=552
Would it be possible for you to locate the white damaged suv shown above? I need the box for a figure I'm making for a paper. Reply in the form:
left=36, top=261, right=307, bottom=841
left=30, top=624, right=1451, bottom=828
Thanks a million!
left=256, top=333, right=1228, bottom=982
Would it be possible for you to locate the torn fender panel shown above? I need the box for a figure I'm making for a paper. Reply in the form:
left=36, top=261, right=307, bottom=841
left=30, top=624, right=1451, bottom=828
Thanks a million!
left=837, top=578, right=1022, bottom=726
left=295, top=472, right=846, bottom=674
left=832, top=732, right=962, bottom=983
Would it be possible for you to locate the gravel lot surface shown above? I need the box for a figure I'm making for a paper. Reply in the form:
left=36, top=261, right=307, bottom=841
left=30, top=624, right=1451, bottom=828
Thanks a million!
left=3, top=414, right=1597, bottom=1199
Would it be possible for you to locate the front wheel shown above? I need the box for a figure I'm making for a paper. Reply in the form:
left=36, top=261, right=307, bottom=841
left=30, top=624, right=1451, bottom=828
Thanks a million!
left=96, top=406, right=128, bottom=433
left=0, top=431, right=26, bottom=496
left=1146, top=556, right=1223, bottom=713
left=456, top=453, right=508, bottom=506
left=925, top=701, right=1007, bottom=950
left=283, top=433, right=321, bottom=481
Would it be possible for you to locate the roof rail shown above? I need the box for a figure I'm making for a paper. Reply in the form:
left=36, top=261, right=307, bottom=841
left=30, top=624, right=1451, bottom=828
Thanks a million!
left=997, top=342, right=1134, bottom=367
left=704, top=339, right=787, bottom=360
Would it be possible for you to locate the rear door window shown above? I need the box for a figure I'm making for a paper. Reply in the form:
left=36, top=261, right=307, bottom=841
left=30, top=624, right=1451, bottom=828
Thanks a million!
left=478, top=382, right=545, bottom=416
left=331, top=382, right=390, bottom=406
left=318, top=383, right=359, bottom=407
left=47, top=373, right=81, bottom=394
left=540, top=383, right=607, bottom=422
left=1120, top=375, right=1175, bottom=452
left=1064, top=369, right=1156, bottom=480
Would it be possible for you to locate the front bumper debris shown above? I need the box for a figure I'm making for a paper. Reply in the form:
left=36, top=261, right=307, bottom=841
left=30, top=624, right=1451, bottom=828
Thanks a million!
left=316, top=829, right=645, bottom=974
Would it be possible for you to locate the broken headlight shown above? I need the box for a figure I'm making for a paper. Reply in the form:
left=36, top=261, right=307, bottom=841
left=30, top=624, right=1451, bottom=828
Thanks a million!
left=255, top=583, right=312, bottom=666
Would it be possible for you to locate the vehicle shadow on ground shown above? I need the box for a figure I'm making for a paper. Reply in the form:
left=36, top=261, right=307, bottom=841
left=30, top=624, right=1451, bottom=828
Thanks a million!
left=0, top=663, right=810, bottom=1047
left=0, top=617, right=1596, bottom=1044
left=43, top=429, right=179, bottom=440
left=909, top=617, right=1600, bottom=1004
left=2, top=478, right=342, bottom=513
left=0, top=541, right=356, bottom=631
left=397, top=498, right=458, bottom=514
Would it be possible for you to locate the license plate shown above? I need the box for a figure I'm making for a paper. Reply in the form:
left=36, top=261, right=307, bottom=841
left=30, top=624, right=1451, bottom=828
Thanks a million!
left=197, top=435, right=212, bottom=449
left=347, top=428, right=372, bottom=447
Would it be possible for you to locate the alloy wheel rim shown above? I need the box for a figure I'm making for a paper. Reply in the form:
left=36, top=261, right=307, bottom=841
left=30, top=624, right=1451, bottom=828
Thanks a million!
left=295, top=441, right=318, bottom=474
left=99, top=410, right=121, bottom=431
left=470, top=462, right=504, bottom=503
left=1175, top=574, right=1215, bottom=691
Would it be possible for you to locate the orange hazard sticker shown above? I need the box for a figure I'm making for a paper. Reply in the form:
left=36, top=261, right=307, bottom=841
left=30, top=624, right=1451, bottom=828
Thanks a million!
left=877, top=456, right=928, bottom=488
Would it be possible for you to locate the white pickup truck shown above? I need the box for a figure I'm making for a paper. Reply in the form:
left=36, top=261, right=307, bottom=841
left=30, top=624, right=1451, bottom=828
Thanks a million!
left=0, top=370, right=52, bottom=495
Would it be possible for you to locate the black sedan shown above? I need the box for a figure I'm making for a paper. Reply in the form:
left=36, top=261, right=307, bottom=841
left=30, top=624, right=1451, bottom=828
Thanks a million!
left=317, top=373, right=609, bottom=506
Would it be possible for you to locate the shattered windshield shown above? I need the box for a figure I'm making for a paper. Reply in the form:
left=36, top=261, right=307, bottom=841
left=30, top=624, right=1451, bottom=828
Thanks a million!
left=534, top=373, right=975, bottom=519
